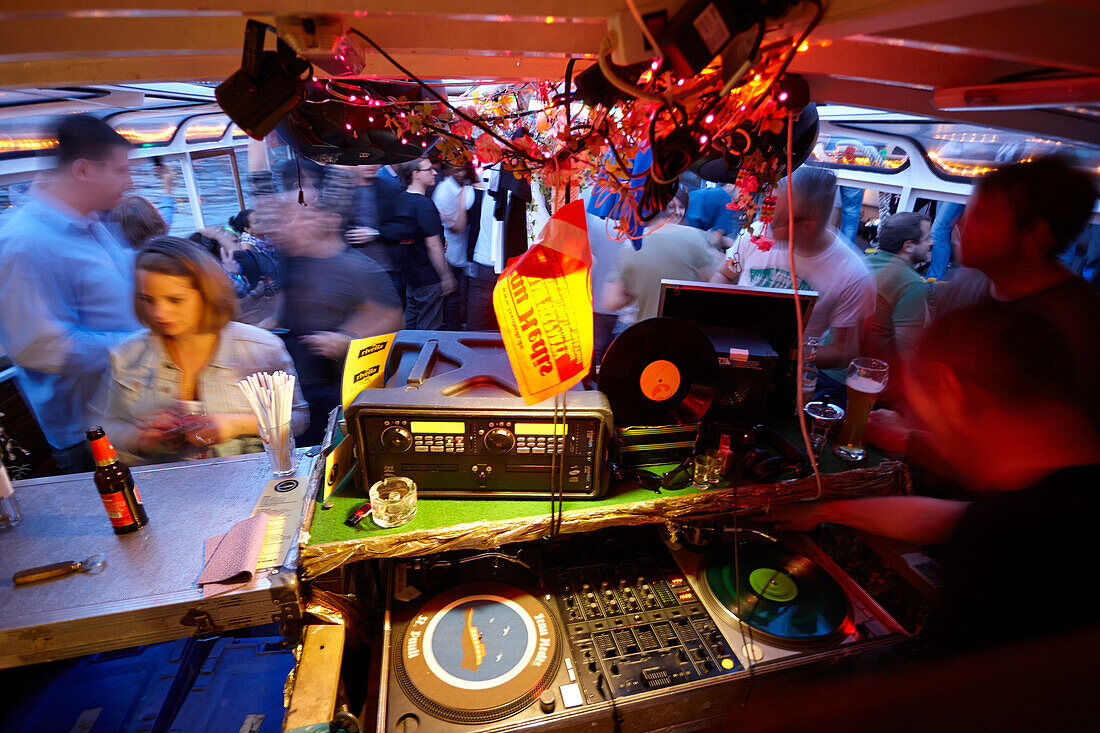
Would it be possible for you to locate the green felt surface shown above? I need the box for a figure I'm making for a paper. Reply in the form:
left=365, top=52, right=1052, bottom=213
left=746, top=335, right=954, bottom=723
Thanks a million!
left=306, top=421, right=890, bottom=546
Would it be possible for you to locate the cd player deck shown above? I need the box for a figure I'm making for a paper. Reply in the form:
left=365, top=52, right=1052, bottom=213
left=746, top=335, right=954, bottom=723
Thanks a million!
left=346, top=331, right=612, bottom=499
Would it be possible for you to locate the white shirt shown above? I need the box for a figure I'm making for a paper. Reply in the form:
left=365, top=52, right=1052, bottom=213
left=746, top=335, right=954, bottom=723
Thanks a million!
left=432, top=177, right=475, bottom=269
left=730, top=229, right=874, bottom=342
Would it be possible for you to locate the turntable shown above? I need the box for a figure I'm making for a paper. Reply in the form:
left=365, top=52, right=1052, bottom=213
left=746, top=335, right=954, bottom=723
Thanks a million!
left=667, top=529, right=909, bottom=667
left=382, top=554, right=592, bottom=733
left=391, top=582, right=563, bottom=726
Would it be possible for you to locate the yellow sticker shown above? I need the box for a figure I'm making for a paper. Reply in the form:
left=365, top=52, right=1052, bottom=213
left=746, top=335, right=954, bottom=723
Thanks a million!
left=322, top=434, right=355, bottom=501
left=341, top=333, right=396, bottom=411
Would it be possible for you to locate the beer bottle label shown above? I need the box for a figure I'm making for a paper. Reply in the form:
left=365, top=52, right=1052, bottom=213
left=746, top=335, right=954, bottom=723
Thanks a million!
left=133, top=486, right=143, bottom=504
left=99, top=490, right=137, bottom=528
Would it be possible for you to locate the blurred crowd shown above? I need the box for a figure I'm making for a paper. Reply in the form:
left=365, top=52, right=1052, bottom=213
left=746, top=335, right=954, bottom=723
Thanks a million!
left=0, top=114, right=1097, bottom=491
left=1, top=113, right=1099, bottom=658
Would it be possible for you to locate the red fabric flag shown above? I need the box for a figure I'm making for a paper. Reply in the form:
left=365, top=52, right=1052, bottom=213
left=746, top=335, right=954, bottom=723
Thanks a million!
left=492, top=200, right=593, bottom=404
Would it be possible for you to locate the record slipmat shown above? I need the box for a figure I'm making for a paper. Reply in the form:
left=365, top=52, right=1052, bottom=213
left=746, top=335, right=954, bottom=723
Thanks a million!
left=392, top=582, right=563, bottom=724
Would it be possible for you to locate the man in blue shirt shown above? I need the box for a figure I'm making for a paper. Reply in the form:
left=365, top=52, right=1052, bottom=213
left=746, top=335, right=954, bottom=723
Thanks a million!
left=684, top=183, right=736, bottom=236
left=0, top=114, right=140, bottom=473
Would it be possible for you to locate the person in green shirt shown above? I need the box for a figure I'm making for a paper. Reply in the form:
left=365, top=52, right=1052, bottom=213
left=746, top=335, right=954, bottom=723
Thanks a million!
left=865, top=211, right=932, bottom=361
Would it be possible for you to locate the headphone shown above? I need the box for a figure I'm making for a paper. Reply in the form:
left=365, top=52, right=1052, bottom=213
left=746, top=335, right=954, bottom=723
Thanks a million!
left=739, top=425, right=811, bottom=483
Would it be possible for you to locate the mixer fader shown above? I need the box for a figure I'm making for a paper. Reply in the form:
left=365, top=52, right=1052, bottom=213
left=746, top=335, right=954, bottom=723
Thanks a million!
left=555, top=559, right=742, bottom=703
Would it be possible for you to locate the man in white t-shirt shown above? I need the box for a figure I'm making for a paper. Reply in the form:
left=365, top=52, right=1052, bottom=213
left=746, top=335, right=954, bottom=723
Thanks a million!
left=711, top=167, right=874, bottom=370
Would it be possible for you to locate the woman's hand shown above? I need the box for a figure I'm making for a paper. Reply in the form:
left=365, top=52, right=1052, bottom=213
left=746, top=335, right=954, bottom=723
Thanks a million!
left=135, top=407, right=186, bottom=454
left=187, top=414, right=257, bottom=446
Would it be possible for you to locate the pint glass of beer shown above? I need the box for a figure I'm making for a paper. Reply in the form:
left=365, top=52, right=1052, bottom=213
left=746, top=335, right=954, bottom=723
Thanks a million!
left=833, top=358, right=889, bottom=461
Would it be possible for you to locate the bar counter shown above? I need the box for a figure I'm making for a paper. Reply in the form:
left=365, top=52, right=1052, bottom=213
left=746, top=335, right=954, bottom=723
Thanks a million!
left=0, top=451, right=317, bottom=669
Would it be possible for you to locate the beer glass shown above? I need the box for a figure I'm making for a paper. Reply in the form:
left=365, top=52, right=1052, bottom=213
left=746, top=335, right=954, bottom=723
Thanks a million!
left=833, top=358, right=889, bottom=461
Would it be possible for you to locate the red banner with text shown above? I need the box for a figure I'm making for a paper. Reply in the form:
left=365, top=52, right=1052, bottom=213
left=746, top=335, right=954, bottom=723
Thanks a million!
left=493, top=200, right=593, bottom=404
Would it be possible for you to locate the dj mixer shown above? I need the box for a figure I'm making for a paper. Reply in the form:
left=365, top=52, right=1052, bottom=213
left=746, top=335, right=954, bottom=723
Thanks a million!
left=377, top=526, right=914, bottom=732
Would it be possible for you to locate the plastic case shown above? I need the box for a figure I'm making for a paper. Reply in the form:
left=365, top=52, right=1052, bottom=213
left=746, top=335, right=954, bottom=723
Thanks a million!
left=0, top=639, right=193, bottom=733
left=168, top=637, right=296, bottom=733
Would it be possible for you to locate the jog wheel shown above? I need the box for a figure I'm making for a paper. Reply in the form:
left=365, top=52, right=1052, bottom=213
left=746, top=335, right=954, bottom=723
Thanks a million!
left=392, top=582, right=562, bottom=724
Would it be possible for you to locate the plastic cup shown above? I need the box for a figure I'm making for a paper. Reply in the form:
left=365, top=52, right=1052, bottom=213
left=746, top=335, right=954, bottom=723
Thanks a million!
left=804, top=401, right=846, bottom=456
left=705, top=449, right=723, bottom=484
left=258, top=421, right=296, bottom=477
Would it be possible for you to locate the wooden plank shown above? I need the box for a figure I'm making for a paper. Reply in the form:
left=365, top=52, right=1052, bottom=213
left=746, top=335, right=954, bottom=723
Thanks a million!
left=0, top=53, right=591, bottom=87
left=285, top=624, right=346, bottom=730
left=0, top=15, right=603, bottom=57
left=0, top=0, right=625, bottom=21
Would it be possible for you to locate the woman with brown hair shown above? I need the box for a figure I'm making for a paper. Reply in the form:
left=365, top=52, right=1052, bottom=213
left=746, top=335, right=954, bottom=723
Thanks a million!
left=111, top=195, right=169, bottom=249
left=93, top=236, right=307, bottom=464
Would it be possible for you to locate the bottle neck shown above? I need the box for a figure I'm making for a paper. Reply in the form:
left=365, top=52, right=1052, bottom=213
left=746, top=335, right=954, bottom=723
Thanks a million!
left=89, top=436, right=119, bottom=468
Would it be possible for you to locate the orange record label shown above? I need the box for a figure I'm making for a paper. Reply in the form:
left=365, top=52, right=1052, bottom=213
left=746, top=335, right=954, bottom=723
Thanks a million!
left=639, top=359, right=681, bottom=401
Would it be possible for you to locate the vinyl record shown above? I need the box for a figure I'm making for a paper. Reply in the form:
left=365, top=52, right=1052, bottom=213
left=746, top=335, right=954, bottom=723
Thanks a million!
left=598, top=317, right=718, bottom=426
left=699, top=539, right=850, bottom=648
left=392, top=582, right=562, bottom=725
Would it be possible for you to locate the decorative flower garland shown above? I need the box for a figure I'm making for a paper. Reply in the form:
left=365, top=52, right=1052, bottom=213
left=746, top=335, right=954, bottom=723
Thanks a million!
left=358, top=13, right=817, bottom=239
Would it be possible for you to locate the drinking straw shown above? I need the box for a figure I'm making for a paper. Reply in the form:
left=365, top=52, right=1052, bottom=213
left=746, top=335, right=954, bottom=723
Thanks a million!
left=237, top=371, right=296, bottom=446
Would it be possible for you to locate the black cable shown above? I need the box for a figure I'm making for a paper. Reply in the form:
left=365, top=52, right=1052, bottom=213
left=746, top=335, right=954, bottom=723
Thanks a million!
left=564, top=57, right=577, bottom=128
left=347, top=28, right=546, bottom=166
left=294, top=152, right=305, bottom=206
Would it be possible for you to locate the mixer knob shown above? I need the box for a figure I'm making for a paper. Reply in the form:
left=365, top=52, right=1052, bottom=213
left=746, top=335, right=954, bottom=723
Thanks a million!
left=484, top=427, right=516, bottom=453
left=379, top=426, right=413, bottom=452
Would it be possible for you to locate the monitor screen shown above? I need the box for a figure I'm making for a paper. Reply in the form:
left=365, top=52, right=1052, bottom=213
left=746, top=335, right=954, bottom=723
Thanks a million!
left=658, top=279, right=818, bottom=418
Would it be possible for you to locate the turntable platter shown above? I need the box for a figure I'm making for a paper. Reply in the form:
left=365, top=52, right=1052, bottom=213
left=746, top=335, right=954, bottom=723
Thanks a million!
left=699, top=540, right=850, bottom=648
left=393, top=582, right=562, bottom=724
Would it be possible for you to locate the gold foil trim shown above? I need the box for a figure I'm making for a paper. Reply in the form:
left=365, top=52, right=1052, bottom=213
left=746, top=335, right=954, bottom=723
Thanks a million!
left=300, top=460, right=910, bottom=578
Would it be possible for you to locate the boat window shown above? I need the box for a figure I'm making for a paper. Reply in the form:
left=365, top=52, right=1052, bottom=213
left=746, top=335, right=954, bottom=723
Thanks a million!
left=184, top=117, right=231, bottom=144
left=831, top=120, right=1100, bottom=182
left=125, top=157, right=195, bottom=237
left=113, top=116, right=186, bottom=148
left=192, top=152, right=245, bottom=231
left=810, top=132, right=908, bottom=172
left=0, top=115, right=62, bottom=158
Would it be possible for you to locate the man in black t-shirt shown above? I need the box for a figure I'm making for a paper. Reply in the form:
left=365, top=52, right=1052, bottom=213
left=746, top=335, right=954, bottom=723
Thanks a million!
left=768, top=302, right=1100, bottom=653
left=384, top=157, right=455, bottom=330
left=272, top=201, right=402, bottom=445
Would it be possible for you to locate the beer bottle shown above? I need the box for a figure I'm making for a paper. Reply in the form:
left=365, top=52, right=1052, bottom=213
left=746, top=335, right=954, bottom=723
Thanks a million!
left=87, top=426, right=148, bottom=534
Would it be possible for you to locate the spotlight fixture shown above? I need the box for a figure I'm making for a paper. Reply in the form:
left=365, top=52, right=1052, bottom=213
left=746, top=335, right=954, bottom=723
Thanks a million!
left=216, top=20, right=310, bottom=140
